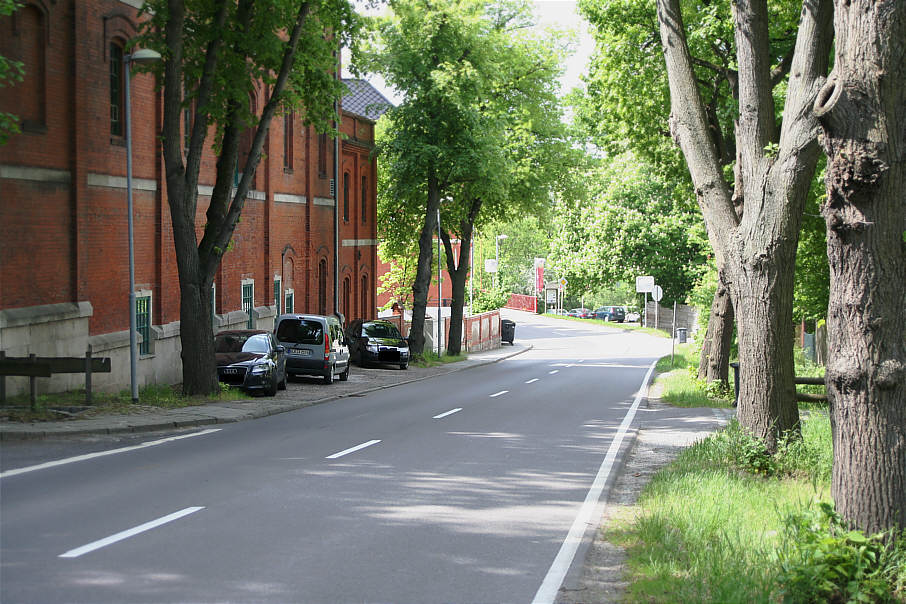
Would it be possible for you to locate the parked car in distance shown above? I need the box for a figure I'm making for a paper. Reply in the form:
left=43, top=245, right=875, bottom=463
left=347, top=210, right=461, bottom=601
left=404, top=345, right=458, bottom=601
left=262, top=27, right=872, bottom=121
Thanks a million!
left=214, top=330, right=286, bottom=396
left=274, top=314, right=350, bottom=384
left=568, top=308, right=593, bottom=318
left=346, top=319, right=410, bottom=370
left=548, top=309, right=569, bottom=316
left=625, top=311, right=641, bottom=322
left=594, top=306, right=626, bottom=322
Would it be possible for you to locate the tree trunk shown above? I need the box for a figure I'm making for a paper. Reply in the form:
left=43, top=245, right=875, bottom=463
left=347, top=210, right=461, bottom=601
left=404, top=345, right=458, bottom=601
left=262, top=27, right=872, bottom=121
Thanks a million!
left=408, top=174, right=440, bottom=356
left=178, top=278, right=218, bottom=396
left=657, top=0, right=832, bottom=449
left=441, top=224, right=473, bottom=356
left=814, top=0, right=906, bottom=534
left=698, top=272, right=734, bottom=384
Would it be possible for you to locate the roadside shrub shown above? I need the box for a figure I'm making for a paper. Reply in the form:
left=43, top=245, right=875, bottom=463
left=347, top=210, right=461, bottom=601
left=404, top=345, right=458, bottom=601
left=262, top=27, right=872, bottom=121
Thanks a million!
left=777, top=501, right=906, bottom=603
left=471, top=287, right=510, bottom=314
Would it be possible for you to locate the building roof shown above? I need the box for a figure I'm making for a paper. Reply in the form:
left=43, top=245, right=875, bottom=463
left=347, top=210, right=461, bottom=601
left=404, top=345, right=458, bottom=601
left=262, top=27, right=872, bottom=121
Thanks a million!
left=342, top=79, right=394, bottom=122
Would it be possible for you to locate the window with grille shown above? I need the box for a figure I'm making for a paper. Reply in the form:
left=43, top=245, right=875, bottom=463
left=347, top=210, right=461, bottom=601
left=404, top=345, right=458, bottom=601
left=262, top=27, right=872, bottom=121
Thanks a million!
left=136, top=295, right=151, bottom=355
left=274, top=278, right=281, bottom=315
left=284, top=290, right=294, bottom=314
left=242, top=282, right=254, bottom=328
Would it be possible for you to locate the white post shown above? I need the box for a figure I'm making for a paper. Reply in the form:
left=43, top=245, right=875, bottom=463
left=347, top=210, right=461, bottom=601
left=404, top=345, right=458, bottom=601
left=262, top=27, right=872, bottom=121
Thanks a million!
left=436, top=207, right=442, bottom=355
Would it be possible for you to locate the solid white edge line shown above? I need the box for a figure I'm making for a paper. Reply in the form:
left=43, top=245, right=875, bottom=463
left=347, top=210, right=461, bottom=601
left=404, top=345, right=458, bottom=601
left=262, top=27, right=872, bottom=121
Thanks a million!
left=0, top=429, right=223, bottom=479
left=531, top=360, right=658, bottom=604
left=549, top=370, right=559, bottom=374
left=489, top=390, right=509, bottom=398
left=433, top=408, right=463, bottom=419
left=325, top=439, right=381, bottom=459
left=525, top=378, right=539, bottom=384
left=59, top=506, right=205, bottom=558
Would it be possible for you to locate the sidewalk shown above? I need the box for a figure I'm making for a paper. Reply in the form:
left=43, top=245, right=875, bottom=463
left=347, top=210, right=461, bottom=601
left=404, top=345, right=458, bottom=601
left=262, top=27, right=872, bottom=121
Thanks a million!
left=0, top=343, right=531, bottom=441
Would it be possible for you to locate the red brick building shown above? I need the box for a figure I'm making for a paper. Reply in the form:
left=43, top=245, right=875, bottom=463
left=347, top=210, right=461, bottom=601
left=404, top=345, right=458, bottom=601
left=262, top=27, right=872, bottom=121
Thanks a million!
left=0, top=2, right=391, bottom=394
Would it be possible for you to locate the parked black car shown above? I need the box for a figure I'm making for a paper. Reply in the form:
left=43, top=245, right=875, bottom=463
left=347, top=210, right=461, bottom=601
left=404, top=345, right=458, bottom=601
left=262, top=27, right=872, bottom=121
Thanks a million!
left=594, top=306, right=626, bottom=322
left=214, top=330, right=287, bottom=396
left=346, top=319, right=410, bottom=370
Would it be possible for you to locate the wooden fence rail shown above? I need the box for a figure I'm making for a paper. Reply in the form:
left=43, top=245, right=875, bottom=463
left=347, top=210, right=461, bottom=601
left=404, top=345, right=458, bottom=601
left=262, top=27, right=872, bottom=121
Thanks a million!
left=0, top=348, right=111, bottom=410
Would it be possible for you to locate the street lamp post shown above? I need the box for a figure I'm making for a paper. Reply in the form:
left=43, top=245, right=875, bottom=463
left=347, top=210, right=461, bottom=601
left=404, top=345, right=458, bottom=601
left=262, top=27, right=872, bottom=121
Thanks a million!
left=436, top=206, right=442, bottom=356
left=124, top=48, right=161, bottom=403
left=494, top=234, right=508, bottom=289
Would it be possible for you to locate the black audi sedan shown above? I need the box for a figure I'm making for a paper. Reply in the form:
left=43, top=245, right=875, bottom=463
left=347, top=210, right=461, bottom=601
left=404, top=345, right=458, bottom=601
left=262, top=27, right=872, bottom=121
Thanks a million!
left=345, top=319, right=410, bottom=370
left=214, top=330, right=287, bottom=396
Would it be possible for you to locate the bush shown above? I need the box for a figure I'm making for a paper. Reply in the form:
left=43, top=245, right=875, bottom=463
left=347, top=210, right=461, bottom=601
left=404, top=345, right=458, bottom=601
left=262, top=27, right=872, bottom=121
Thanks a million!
left=777, top=502, right=906, bottom=603
left=471, top=287, right=510, bottom=314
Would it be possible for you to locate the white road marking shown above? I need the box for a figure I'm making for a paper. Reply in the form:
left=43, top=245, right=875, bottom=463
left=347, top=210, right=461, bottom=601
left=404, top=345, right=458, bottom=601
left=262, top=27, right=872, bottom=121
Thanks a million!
left=0, top=429, right=222, bottom=479
left=433, top=408, right=462, bottom=419
left=532, top=360, right=658, bottom=604
left=525, top=378, right=539, bottom=384
left=489, top=390, right=509, bottom=398
left=326, top=439, right=381, bottom=459
left=59, top=507, right=205, bottom=559
left=548, top=370, right=559, bottom=375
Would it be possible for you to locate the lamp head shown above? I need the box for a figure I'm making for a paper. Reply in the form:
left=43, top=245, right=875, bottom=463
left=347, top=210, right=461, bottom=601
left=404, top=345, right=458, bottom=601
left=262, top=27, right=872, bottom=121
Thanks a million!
left=126, top=48, right=162, bottom=64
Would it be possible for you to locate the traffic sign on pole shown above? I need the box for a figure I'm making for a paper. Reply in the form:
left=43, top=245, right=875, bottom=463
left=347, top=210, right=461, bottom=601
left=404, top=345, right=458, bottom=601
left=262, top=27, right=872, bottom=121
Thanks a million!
left=636, top=275, right=654, bottom=293
left=652, top=285, right=663, bottom=302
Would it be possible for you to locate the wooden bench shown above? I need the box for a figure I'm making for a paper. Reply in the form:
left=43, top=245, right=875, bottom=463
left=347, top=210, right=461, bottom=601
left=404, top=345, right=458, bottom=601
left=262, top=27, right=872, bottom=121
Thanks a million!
left=0, top=348, right=112, bottom=410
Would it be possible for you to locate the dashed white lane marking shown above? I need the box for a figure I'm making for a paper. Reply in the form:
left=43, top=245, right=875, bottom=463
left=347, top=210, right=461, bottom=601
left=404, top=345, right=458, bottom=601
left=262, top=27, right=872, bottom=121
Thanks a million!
left=60, top=507, right=205, bottom=559
left=326, top=439, right=382, bottom=459
left=549, top=370, right=559, bottom=375
left=532, top=359, right=658, bottom=604
left=525, top=378, right=539, bottom=384
left=433, top=408, right=463, bottom=419
left=489, top=390, right=509, bottom=398
left=0, top=429, right=223, bottom=479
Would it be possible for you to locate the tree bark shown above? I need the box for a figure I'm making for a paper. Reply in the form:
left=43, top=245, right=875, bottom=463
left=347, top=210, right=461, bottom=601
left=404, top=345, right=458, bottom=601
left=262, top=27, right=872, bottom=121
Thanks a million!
left=698, top=271, right=734, bottom=384
left=658, top=0, right=832, bottom=448
left=408, top=173, right=440, bottom=356
left=814, top=0, right=906, bottom=534
left=440, top=198, right=480, bottom=356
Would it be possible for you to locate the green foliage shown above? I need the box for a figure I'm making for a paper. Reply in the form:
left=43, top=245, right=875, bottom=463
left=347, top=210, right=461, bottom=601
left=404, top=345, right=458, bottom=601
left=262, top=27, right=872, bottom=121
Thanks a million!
left=0, top=0, right=24, bottom=145
left=778, top=502, right=906, bottom=603
left=472, top=215, right=552, bottom=295
left=376, top=241, right=418, bottom=310
left=794, top=160, right=831, bottom=322
left=548, top=152, right=708, bottom=304
left=471, top=287, right=509, bottom=313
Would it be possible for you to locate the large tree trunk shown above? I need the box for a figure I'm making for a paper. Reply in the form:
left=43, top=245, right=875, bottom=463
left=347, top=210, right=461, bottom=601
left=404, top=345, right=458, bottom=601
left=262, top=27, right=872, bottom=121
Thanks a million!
left=408, top=174, right=440, bottom=356
left=658, top=0, right=832, bottom=449
left=698, top=271, right=734, bottom=384
left=814, top=0, right=906, bottom=534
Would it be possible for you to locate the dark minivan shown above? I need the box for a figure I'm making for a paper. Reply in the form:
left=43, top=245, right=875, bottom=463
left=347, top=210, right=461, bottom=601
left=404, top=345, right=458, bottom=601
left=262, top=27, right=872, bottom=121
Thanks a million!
left=594, top=306, right=626, bottom=322
left=274, top=314, right=350, bottom=384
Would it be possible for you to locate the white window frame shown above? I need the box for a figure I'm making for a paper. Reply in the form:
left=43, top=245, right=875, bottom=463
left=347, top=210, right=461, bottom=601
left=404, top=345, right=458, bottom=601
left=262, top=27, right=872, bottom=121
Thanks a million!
left=241, top=279, right=255, bottom=328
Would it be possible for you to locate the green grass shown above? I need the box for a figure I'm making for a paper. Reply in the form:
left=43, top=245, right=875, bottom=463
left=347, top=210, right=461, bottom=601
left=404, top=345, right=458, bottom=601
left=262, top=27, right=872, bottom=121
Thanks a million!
left=0, top=382, right=249, bottom=422
left=615, top=346, right=904, bottom=602
left=612, top=415, right=834, bottom=603
left=542, top=313, right=671, bottom=337
left=411, top=350, right=468, bottom=367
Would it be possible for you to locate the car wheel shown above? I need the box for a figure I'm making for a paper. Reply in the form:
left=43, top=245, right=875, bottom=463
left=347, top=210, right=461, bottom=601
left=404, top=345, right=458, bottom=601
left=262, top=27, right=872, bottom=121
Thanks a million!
left=323, top=366, right=334, bottom=385
left=339, top=364, right=349, bottom=381
left=266, top=372, right=278, bottom=396
left=278, top=371, right=287, bottom=390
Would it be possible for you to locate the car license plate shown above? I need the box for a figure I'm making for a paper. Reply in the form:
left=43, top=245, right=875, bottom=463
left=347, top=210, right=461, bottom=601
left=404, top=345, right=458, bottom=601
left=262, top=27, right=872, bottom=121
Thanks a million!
left=292, top=349, right=311, bottom=356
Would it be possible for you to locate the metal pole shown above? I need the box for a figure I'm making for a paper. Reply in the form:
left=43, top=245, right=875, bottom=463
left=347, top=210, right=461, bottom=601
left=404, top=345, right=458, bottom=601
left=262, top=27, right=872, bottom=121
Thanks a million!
left=124, top=54, right=139, bottom=404
left=494, top=236, right=499, bottom=289
left=436, top=207, right=442, bottom=355
left=469, top=237, right=473, bottom=314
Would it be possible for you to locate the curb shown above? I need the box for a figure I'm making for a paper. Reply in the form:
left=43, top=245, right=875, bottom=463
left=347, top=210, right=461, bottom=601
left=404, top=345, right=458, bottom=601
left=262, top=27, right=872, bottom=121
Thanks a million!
left=0, top=344, right=533, bottom=441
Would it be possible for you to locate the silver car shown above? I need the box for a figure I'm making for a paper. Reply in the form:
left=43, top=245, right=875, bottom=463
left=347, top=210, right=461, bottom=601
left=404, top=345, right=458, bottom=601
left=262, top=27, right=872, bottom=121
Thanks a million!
left=274, top=314, right=350, bottom=384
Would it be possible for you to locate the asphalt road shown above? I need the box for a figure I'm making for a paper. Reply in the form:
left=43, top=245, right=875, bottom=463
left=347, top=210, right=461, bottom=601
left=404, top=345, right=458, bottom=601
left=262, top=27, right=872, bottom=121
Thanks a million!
left=0, top=312, right=671, bottom=604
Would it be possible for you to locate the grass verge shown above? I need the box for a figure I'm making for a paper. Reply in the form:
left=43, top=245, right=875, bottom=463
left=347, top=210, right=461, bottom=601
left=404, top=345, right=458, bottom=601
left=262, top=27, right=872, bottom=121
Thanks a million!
left=0, top=382, right=249, bottom=422
left=411, top=351, right=468, bottom=368
left=612, top=349, right=905, bottom=602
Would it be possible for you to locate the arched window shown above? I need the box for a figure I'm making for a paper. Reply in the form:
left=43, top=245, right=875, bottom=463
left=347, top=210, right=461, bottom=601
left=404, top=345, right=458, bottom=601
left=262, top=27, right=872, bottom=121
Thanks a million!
left=343, top=277, right=350, bottom=320
left=361, top=275, right=369, bottom=319
left=343, top=172, right=349, bottom=222
left=361, top=175, right=367, bottom=224
left=109, top=40, right=125, bottom=137
left=318, top=259, right=328, bottom=316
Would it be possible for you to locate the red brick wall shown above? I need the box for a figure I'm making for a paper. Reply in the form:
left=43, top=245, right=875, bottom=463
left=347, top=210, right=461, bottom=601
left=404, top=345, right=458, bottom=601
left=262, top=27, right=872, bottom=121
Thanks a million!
left=1, top=0, right=378, bottom=342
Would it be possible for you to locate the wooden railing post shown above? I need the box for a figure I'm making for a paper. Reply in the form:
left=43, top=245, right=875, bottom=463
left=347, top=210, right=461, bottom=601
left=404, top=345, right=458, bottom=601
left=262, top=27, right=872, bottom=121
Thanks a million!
left=29, top=353, right=38, bottom=411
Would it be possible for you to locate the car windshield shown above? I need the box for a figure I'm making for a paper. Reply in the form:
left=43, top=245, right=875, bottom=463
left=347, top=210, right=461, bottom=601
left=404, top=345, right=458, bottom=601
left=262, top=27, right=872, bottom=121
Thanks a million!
left=276, top=319, right=323, bottom=344
left=215, top=333, right=269, bottom=353
left=363, top=322, right=401, bottom=339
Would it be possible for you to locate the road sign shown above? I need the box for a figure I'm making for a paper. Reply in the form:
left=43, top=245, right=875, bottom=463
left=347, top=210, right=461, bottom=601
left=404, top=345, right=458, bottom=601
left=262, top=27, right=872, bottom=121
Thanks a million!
left=636, top=275, right=655, bottom=293
left=652, top=285, right=663, bottom=302
left=485, top=259, right=498, bottom=273
left=559, top=277, right=568, bottom=288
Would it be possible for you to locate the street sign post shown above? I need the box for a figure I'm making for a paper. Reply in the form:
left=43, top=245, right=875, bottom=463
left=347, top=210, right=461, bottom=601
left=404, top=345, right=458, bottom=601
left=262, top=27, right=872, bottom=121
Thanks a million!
left=635, top=275, right=654, bottom=292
